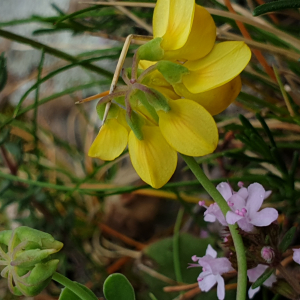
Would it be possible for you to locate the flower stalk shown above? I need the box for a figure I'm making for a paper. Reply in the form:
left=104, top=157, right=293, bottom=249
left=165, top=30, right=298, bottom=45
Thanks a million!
left=181, top=154, right=247, bottom=300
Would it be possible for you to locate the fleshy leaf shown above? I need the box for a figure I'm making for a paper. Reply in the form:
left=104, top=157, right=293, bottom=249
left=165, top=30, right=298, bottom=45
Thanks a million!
left=153, top=0, right=195, bottom=51
left=158, top=99, right=218, bottom=156
left=183, top=41, right=251, bottom=93
left=174, top=76, right=241, bottom=115
left=128, top=126, right=177, bottom=189
left=103, top=273, right=135, bottom=300
left=88, top=119, right=128, bottom=161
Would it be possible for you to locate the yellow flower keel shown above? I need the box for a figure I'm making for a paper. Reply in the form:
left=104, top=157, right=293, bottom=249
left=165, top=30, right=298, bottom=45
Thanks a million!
left=88, top=119, right=128, bottom=161
left=128, top=126, right=177, bottom=189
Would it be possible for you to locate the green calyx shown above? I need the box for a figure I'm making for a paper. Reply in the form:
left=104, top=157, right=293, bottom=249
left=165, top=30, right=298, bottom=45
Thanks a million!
left=96, top=102, right=120, bottom=121
left=130, top=89, right=159, bottom=123
left=137, top=37, right=164, bottom=62
left=126, top=111, right=144, bottom=140
left=0, top=226, right=63, bottom=297
left=157, top=60, right=189, bottom=85
left=145, top=88, right=170, bottom=112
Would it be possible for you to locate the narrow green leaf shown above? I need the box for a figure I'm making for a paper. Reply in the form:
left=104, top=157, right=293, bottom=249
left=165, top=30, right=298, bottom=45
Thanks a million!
left=252, top=267, right=274, bottom=289
left=253, top=0, right=300, bottom=16
left=279, top=227, right=296, bottom=252
left=59, top=283, right=98, bottom=300
left=149, top=293, right=158, bottom=300
left=0, top=52, right=7, bottom=92
left=103, top=273, right=135, bottom=300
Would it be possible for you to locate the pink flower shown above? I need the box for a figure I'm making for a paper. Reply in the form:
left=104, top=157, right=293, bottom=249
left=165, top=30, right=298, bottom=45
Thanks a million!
left=261, top=246, right=275, bottom=263
left=189, top=245, right=234, bottom=300
left=292, top=248, right=300, bottom=264
left=247, top=264, right=276, bottom=298
left=225, top=183, right=278, bottom=232
left=199, top=201, right=227, bottom=226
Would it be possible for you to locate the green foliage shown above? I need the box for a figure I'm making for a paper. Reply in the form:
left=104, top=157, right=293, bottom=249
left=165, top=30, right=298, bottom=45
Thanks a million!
left=103, top=273, right=136, bottom=300
left=252, top=268, right=275, bottom=289
left=253, top=0, right=300, bottom=16
left=279, top=227, right=297, bottom=252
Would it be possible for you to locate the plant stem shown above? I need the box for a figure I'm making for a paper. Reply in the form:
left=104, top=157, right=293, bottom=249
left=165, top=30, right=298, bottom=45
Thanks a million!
left=52, top=272, right=96, bottom=300
left=173, top=207, right=184, bottom=285
left=181, top=154, right=247, bottom=300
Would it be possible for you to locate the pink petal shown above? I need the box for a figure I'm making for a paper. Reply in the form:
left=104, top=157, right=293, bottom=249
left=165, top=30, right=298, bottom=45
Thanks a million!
left=246, top=183, right=265, bottom=215
left=198, top=273, right=217, bottom=291
left=293, top=249, right=300, bottom=264
left=247, top=264, right=276, bottom=287
left=206, top=245, right=217, bottom=258
left=248, top=286, right=260, bottom=299
left=209, top=257, right=234, bottom=275
left=236, top=187, right=248, bottom=199
left=237, top=218, right=254, bottom=232
left=247, top=265, right=268, bottom=282
left=264, top=190, right=272, bottom=199
left=250, top=208, right=278, bottom=227
left=226, top=211, right=244, bottom=225
left=204, top=213, right=217, bottom=223
left=216, top=182, right=232, bottom=201
left=216, top=275, right=225, bottom=300
left=229, top=193, right=246, bottom=210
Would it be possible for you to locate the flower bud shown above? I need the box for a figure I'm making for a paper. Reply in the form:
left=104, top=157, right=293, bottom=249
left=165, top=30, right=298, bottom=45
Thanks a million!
left=261, top=246, right=275, bottom=263
left=0, top=226, right=63, bottom=296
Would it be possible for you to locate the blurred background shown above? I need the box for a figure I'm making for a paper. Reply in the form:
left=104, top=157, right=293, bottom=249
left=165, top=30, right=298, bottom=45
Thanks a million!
left=1, top=0, right=300, bottom=299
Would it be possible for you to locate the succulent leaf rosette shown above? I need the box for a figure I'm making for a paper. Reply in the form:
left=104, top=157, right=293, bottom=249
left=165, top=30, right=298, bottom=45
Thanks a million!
left=0, top=226, right=63, bottom=296
left=88, top=0, right=251, bottom=189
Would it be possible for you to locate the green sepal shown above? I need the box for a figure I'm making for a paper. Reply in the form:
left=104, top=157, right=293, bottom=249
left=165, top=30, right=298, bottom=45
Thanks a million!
left=13, top=227, right=63, bottom=251
left=58, top=282, right=98, bottom=300
left=126, top=111, right=144, bottom=140
left=126, top=67, right=143, bottom=79
left=157, top=60, right=189, bottom=85
left=137, top=37, right=164, bottom=61
left=130, top=89, right=159, bottom=123
left=96, top=103, right=120, bottom=121
left=251, top=267, right=274, bottom=289
left=0, top=230, right=13, bottom=246
left=0, top=52, right=7, bottom=92
left=12, top=248, right=57, bottom=268
left=103, top=273, right=135, bottom=300
left=27, top=259, right=59, bottom=285
left=146, top=88, right=170, bottom=112
left=279, top=227, right=296, bottom=252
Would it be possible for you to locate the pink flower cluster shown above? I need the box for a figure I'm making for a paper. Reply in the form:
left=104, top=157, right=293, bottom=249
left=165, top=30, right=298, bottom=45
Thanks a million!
left=199, top=182, right=278, bottom=232
left=190, top=182, right=280, bottom=299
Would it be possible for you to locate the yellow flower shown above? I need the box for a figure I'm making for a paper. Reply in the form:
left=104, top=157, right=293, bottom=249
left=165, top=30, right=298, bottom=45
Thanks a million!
left=153, top=1, right=216, bottom=61
left=150, top=1, right=251, bottom=115
left=88, top=0, right=251, bottom=189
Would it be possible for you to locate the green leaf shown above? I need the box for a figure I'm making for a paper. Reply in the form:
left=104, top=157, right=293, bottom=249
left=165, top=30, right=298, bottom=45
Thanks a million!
left=252, top=267, right=274, bottom=289
left=279, top=227, right=296, bottom=252
left=253, top=0, right=300, bottom=16
left=103, top=273, right=135, bottom=300
left=0, top=52, right=7, bottom=92
left=59, top=283, right=98, bottom=300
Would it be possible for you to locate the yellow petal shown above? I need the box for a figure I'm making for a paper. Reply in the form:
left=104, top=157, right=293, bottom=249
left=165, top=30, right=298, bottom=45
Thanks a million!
left=174, top=76, right=242, bottom=115
left=158, top=99, right=218, bottom=156
left=128, top=126, right=177, bottom=189
left=164, top=5, right=216, bottom=61
left=154, top=0, right=195, bottom=51
left=88, top=119, right=128, bottom=161
left=183, top=41, right=251, bottom=93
